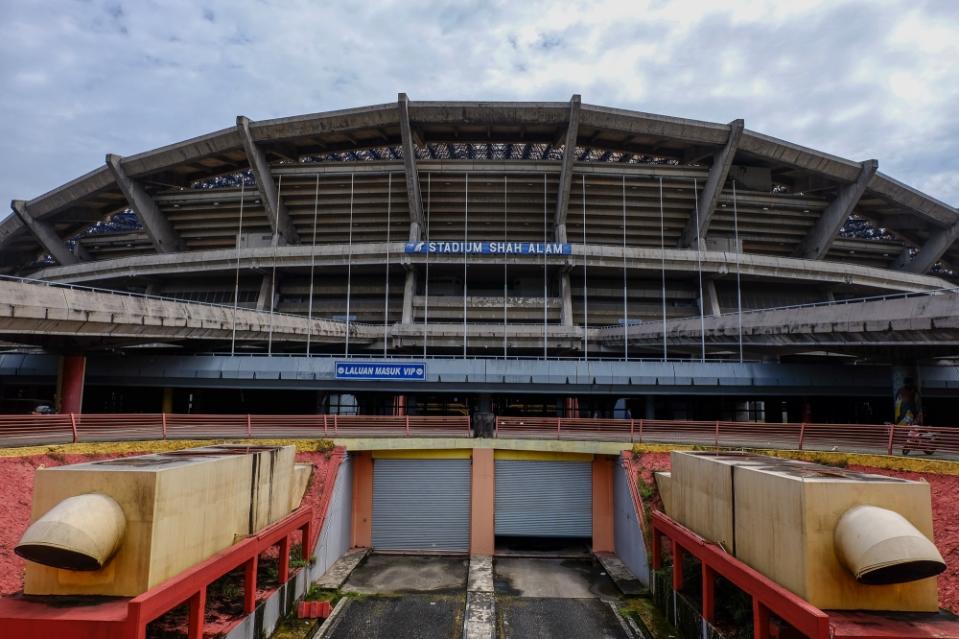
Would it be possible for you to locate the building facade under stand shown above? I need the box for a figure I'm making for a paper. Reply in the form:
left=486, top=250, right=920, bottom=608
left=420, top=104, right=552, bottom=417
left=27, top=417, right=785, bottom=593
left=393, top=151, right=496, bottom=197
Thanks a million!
left=1, top=96, right=958, bottom=422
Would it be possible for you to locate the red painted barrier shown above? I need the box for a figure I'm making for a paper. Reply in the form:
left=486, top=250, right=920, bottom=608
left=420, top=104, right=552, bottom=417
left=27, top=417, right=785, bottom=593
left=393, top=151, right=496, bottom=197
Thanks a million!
left=297, top=600, right=332, bottom=619
left=0, top=506, right=314, bottom=639
left=650, top=511, right=959, bottom=639
left=0, top=448, right=347, bottom=639
left=652, top=511, right=830, bottom=639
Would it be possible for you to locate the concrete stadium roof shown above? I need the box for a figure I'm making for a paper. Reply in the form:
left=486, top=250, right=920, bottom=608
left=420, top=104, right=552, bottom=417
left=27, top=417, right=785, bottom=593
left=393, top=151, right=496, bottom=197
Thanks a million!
left=3, top=96, right=958, bottom=278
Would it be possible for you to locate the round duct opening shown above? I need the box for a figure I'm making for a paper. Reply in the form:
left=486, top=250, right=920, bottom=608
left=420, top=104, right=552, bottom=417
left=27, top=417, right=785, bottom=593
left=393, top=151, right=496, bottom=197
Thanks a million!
left=834, top=504, right=946, bottom=586
left=15, top=493, right=126, bottom=571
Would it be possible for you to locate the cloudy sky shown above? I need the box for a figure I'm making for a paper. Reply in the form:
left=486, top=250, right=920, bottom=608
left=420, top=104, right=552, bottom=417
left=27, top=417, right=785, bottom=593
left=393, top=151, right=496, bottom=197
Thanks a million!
left=1, top=0, right=957, bottom=209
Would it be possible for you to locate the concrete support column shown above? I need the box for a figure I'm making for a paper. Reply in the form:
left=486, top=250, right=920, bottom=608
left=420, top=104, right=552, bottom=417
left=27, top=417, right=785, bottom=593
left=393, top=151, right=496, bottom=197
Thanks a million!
left=401, top=268, right=416, bottom=324
left=398, top=93, right=425, bottom=242
left=162, top=387, right=174, bottom=413
left=393, top=395, right=407, bottom=416
left=106, top=154, right=182, bottom=253
left=897, top=220, right=959, bottom=274
left=559, top=270, right=574, bottom=326
left=470, top=448, right=495, bottom=556
left=554, top=95, right=582, bottom=231
left=592, top=456, right=615, bottom=553
left=236, top=116, right=298, bottom=244
left=679, top=119, right=745, bottom=248
left=56, top=355, right=86, bottom=414
left=702, top=278, right=721, bottom=317
left=256, top=274, right=274, bottom=311
left=350, top=452, right=373, bottom=548
left=11, top=200, right=80, bottom=266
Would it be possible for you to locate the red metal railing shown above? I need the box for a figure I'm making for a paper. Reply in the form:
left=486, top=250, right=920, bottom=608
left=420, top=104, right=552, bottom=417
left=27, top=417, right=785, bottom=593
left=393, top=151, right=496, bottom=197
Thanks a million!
left=494, top=417, right=959, bottom=458
left=0, top=448, right=346, bottom=639
left=0, top=413, right=957, bottom=458
left=652, top=511, right=830, bottom=639
left=0, top=414, right=471, bottom=448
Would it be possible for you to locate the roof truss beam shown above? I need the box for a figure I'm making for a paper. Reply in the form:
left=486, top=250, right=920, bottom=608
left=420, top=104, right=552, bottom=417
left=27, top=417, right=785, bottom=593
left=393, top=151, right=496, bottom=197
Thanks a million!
left=10, top=200, right=81, bottom=265
left=236, top=116, right=299, bottom=245
left=679, top=119, right=744, bottom=249
left=895, top=220, right=959, bottom=274
left=106, top=154, right=181, bottom=253
left=794, top=159, right=878, bottom=260
left=398, top=93, right=425, bottom=241
left=554, top=94, right=582, bottom=243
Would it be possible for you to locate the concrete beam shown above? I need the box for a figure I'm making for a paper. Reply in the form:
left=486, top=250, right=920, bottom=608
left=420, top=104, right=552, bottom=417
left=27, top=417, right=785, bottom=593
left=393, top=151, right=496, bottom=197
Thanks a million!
left=237, top=116, right=299, bottom=245
left=554, top=95, right=582, bottom=242
left=398, top=93, right=425, bottom=241
left=897, top=221, right=959, bottom=274
left=679, top=119, right=744, bottom=249
left=10, top=200, right=79, bottom=266
left=795, top=160, right=878, bottom=260
left=32, top=241, right=952, bottom=293
left=105, top=154, right=181, bottom=254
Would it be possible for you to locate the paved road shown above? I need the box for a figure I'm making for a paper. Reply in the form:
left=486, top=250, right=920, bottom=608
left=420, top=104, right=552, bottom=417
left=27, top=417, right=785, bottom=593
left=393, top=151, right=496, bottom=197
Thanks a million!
left=329, top=594, right=465, bottom=639
left=328, top=555, right=634, bottom=639
left=494, top=557, right=631, bottom=639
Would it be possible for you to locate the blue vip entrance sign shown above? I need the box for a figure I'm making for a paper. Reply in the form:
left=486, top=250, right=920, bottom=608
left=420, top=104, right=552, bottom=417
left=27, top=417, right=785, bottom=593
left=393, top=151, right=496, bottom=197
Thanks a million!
left=404, top=241, right=572, bottom=255
left=335, top=361, right=427, bottom=381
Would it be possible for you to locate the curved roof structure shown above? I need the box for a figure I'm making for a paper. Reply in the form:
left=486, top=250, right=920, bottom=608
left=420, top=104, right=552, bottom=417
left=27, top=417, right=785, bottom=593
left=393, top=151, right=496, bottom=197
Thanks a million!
left=4, top=94, right=957, bottom=276
left=3, top=95, right=959, bottom=361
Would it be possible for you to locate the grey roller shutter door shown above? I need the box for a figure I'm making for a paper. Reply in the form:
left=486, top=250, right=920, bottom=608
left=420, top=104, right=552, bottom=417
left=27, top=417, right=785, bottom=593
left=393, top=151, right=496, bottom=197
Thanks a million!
left=495, top=460, right=592, bottom=537
left=372, top=459, right=471, bottom=552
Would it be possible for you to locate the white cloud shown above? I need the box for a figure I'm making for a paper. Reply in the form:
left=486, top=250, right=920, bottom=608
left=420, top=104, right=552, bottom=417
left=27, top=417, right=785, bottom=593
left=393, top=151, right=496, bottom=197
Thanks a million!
left=0, top=0, right=957, bottom=207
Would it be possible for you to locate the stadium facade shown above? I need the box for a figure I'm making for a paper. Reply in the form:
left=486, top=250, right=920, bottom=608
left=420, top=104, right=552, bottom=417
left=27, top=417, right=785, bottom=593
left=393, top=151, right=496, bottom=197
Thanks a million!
left=1, top=95, right=958, bottom=422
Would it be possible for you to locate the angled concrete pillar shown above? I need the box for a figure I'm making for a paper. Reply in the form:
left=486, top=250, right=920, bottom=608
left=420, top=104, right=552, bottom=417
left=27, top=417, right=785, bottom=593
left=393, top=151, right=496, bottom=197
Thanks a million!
left=896, top=220, right=959, bottom=274
left=702, top=278, right=721, bottom=317
left=794, top=160, right=878, bottom=260
left=398, top=93, right=425, bottom=242
left=559, top=270, right=574, bottom=326
left=11, top=200, right=79, bottom=266
left=236, top=116, right=298, bottom=245
left=401, top=267, right=416, bottom=324
left=679, top=119, right=744, bottom=248
left=106, top=154, right=181, bottom=253
left=256, top=273, right=276, bottom=311
left=554, top=95, right=582, bottom=243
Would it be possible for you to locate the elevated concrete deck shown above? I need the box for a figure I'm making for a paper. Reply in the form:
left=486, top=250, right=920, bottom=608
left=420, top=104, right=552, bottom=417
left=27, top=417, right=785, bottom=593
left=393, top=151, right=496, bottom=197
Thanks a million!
left=601, top=290, right=959, bottom=350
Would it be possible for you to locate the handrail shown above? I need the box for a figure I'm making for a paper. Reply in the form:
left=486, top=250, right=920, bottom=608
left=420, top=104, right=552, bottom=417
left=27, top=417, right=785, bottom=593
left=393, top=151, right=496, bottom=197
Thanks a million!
left=0, top=413, right=956, bottom=458
left=0, top=413, right=472, bottom=448
left=590, top=285, right=959, bottom=330
left=493, top=416, right=959, bottom=458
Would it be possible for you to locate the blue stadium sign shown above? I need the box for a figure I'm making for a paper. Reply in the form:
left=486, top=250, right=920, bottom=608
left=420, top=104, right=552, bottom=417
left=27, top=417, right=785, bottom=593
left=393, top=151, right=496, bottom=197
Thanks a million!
left=335, top=361, right=427, bottom=381
left=405, top=241, right=572, bottom=255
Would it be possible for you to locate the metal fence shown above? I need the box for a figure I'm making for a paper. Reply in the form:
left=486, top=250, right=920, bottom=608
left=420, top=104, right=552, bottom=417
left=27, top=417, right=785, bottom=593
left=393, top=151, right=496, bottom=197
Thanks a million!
left=493, top=417, right=959, bottom=458
left=0, top=414, right=471, bottom=448
left=0, top=413, right=956, bottom=458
